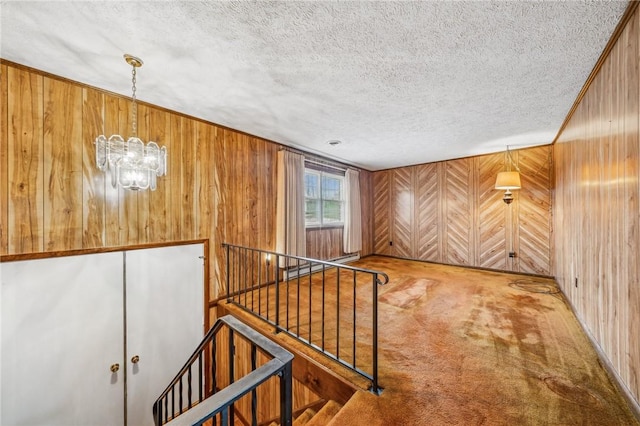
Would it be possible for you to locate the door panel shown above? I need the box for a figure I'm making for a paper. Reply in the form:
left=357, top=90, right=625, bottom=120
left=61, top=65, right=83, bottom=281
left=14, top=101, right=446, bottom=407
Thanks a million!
left=125, top=243, right=204, bottom=426
left=1, top=252, right=124, bottom=426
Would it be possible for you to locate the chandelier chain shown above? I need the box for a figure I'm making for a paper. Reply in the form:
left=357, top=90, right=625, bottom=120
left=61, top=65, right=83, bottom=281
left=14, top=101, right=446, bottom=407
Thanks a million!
left=131, top=65, right=137, bottom=137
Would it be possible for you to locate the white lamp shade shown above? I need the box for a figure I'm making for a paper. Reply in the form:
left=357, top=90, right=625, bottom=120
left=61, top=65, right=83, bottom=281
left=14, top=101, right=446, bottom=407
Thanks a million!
left=495, top=171, right=521, bottom=190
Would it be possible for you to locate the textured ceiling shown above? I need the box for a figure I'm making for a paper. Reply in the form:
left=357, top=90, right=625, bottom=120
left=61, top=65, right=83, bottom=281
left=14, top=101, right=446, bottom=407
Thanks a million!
left=0, top=1, right=627, bottom=170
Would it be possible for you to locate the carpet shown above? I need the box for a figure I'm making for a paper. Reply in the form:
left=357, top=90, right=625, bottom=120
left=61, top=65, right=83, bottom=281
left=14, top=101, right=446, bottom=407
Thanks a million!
left=326, top=256, right=639, bottom=425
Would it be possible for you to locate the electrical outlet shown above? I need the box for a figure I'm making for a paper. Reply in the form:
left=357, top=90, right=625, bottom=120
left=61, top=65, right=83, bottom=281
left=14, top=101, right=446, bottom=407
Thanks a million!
left=509, top=251, right=516, bottom=258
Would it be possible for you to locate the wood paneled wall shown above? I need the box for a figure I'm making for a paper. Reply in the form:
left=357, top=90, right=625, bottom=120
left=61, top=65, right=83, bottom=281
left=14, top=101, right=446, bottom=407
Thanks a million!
left=0, top=63, right=223, bottom=293
left=0, top=60, right=374, bottom=300
left=553, top=5, right=640, bottom=405
left=372, top=146, right=553, bottom=275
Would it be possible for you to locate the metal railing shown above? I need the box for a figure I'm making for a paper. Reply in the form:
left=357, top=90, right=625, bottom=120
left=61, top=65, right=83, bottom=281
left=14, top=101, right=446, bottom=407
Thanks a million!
left=223, top=243, right=389, bottom=394
left=153, top=315, right=293, bottom=426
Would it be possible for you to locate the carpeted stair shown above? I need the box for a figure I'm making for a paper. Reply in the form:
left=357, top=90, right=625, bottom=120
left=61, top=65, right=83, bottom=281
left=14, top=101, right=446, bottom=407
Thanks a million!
left=306, top=400, right=343, bottom=426
left=269, top=400, right=344, bottom=426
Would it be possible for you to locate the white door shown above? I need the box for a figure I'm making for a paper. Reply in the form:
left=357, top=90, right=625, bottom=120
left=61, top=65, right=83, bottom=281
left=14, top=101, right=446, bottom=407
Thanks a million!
left=1, top=252, right=125, bottom=426
left=125, top=243, right=204, bottom=426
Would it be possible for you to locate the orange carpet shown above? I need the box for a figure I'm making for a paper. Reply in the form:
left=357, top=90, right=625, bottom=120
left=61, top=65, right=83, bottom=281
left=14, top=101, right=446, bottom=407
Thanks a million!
left=324, top=256, right=639, bottom=425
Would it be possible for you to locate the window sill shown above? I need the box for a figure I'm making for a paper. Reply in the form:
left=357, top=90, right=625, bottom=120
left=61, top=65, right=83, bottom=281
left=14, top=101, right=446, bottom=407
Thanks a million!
left=305, top=224, right=344, bottom=230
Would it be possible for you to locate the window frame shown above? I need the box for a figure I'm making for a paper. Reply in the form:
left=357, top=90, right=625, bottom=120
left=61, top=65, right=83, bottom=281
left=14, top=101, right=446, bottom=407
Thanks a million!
left=304, top=166, right=345, bottom=228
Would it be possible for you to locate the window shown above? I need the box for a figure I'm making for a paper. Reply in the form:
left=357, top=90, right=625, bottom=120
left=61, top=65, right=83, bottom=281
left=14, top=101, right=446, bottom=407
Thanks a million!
left=305, top=168, right=344, bottom=227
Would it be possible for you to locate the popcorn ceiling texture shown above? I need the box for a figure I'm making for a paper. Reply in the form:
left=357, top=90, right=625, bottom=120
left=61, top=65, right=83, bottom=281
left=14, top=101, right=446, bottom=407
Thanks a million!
left=0, top=1, right=626, bottom=170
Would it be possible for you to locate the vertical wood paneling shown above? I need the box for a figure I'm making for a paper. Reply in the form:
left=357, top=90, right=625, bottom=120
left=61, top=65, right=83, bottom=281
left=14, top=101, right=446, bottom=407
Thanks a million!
left=181, top=119, right=197, bottom=240
left=103, top=95, right=120, bottom=246
left=136, top=103, right=151, bottom=244
left=1, top=64, right=8, bottom=253
left=625, top=8, right=639, bottom=398
left=147, top=107, right=172, bottom=241
left=306, top=227, right=344, bottom=260
left=1, top=61, right=353, bottom=412
left=212, top=126, right=228, bottom=297
left=117, top=98, right=138, bottom=245
left=7, top=67, right=44, bottom=253
left=43, top=77, right=83, bottom=251
left=554, top=6, right=640, bottom=405
left=247, top=137, right=259, bottom=248
left=169, top=114, right=183, bottom=241
left=82, top=87, right=106, bottom=248
left=197, top=121, right=213, bottom=239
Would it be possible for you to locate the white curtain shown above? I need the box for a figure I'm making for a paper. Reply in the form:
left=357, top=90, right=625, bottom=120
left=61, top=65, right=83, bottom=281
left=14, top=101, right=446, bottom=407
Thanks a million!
left=343, top=168, right=362, bottom=254
left=275, top=150, right=306, bottom=266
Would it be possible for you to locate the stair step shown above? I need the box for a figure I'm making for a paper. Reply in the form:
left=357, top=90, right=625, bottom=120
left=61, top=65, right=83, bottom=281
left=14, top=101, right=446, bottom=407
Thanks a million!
left=293, top=408, right=317, bottom=426
left=306, top=400, right=343, bottom=426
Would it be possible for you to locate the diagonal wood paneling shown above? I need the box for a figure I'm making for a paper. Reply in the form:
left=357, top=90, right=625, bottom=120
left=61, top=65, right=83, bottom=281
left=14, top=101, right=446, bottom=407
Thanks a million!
left=444, top=158, right=472, bottom=265
left=415, top=163, right=439, bottom=262
left=478, top=153, right=507, bottom=270
left=372, top=147, right=552, bottom=276
left=373, top=170, right=390, bottom=255
left=517, top=146, right=552, bottom=275
left=391, top=168, right=414, bottom=258
left=359, top=170, right=374, bottom=256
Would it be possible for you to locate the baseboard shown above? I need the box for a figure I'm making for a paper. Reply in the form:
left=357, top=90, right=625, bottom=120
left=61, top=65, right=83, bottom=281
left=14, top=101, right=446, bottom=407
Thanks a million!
left=557, top=283, right=640, bottom=420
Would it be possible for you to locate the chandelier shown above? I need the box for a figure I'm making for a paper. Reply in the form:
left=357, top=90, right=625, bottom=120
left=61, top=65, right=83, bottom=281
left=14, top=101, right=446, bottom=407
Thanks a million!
left=95, top=54, right=167, bottom=191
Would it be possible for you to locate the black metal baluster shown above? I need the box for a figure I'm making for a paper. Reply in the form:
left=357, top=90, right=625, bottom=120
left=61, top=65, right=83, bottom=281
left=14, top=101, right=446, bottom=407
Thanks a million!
left=258, top=250, right=262, bottom=316
left=179, top=377, right=183, bottom=414
left=251, top=248, right=255, bottom=312
left=187, top=365, right=192, bottom=408
left=275, top=255, right=280, bottom=332
left=154, top=400, right=162, bottom=426
left=286, top=259, right=290, bottom=331
left=322, top=264, right=326, bottom=351
left=229, top=247, right=240, bottom=304
left=353, top=270, right=357, bottom=369
left=244, top=247, right=248, bottom=308
left=228, top=328, right=235, bottom=425
left=225, top=245, right=232, bottom=302
left=198, top=352, right=203, bottom=402
left=266, top=253, right=271, bottom=322
left=296, top=258, right=301, bottom=336
left=308, top=263, right=313, bottom=343
left=211, top=336, right=217, bottom=395
left=279, top=362, right=293, bottom=426
left=251, top=343, right=257, bottom=426
left=336, top=267, right=340, bottom=359
left=233, top=248, right=238, bottom=305
left=372, top=273, right=380, bottom=394
left=221, top=406, right=229, bottom=426
left=170, top=386, right=174, bottom=420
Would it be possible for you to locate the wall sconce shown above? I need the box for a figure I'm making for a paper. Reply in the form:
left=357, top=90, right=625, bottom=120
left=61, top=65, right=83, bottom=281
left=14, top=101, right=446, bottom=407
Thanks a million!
left=495, top=146, right=521, bottom=204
